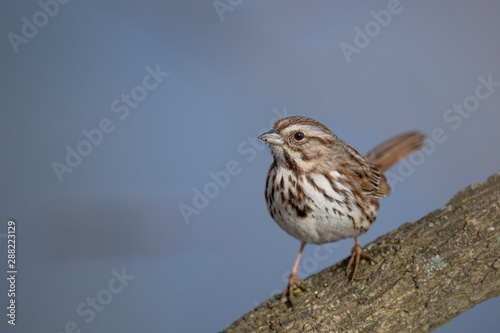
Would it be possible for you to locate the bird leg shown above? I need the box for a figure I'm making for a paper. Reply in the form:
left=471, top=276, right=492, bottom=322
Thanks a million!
left=346, top=237, right=376, bottom=280
left=282, top=241, right=308, bottom=309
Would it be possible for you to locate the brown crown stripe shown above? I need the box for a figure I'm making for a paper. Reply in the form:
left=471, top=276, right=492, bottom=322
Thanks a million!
left=272, top=116, right=331, bottom=133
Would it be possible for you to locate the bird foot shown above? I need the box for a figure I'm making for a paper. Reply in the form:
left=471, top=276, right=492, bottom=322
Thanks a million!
left=346, top=238, right=377, bottom=280
left=281, top=272, right=307, bottom=309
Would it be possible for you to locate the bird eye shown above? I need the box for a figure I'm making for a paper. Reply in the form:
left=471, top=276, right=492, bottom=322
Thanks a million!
left=294, top=132, right=305, bottom=141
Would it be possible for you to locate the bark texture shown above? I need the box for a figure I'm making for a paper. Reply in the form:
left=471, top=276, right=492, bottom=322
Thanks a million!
left=224, top=172, right=500, bottom=333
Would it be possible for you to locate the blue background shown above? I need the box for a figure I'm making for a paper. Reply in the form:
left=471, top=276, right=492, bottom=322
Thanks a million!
left=1, top=0, right=499, bottom=332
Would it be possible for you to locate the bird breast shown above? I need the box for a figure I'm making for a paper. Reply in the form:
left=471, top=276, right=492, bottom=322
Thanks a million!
left=265, top=167, right=378, bottom=244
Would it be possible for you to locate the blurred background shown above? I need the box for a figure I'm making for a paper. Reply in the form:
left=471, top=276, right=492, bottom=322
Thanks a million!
left=1, top=0, right=499, bottom=332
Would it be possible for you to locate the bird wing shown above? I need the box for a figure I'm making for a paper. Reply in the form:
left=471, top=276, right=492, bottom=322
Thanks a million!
left=342, top=145, right=391, bottom=198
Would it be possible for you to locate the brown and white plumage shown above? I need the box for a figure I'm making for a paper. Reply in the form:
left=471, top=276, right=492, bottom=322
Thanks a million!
left=259, top=116, right=425, bottom=307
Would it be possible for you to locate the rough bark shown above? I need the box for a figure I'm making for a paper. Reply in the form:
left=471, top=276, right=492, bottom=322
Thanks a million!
left=224, top=172, right=500, bottom=333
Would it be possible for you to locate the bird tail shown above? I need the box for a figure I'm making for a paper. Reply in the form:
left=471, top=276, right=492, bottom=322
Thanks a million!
left=365, top=132, right=426, bottom=172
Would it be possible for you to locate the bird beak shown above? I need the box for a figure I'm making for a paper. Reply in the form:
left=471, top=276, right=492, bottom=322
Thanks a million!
left=259, top=128, right=284, bottom=146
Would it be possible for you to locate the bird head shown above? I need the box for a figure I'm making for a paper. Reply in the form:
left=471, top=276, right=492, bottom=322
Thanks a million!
left=259, top=116, right=338, bottom=172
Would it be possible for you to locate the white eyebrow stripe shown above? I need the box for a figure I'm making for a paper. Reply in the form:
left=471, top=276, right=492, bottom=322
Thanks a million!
left=286, top=124, right=315, bottom=132
left=285, top=124, right=329, bottom=137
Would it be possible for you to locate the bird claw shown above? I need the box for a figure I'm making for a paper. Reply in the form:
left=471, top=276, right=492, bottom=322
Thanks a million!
left=281, top=273, right=307, bottom=309
left=346, top=238, right=377, bottom=281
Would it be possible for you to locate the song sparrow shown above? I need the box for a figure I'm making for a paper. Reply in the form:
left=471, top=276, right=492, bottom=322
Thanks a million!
left=259, top=116, right=424, bottom=307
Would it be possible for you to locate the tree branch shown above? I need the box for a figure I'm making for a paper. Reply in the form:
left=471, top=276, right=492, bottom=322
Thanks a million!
left=224, top=172, right=500, bottom=333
